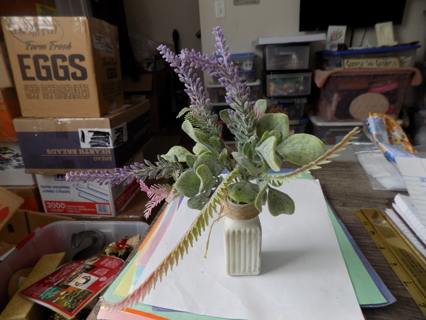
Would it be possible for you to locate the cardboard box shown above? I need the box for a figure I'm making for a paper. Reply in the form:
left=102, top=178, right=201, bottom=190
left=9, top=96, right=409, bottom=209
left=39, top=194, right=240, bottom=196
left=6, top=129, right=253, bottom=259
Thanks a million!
left=0, top=1, right=56, bottom=17
left=0, top=143, right=37, bottom=185
left=0, top=88, right=21, bottom=142
left=0, top=209, right=27, bottom=244
left=13, top=100, right=151, bottom=174
left=36, top=174, right=140, bottom=217
left=1, top=16, right=123, bottom=117
left=0, top=241, right=15, bottom=258
left=0, top=187, right=24, bottom=232
left=0, top=209, right=74, bottom=244
left=0, top=43, right=14, bottom=88
left=0, top=0, right=56, bottom=41
left=3, top=185, right=43, bottom=212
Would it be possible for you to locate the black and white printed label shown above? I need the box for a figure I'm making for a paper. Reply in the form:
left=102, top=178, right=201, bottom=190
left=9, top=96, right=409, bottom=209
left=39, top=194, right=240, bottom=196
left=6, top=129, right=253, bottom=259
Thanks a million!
left=79, top=123, right=127, bottom=148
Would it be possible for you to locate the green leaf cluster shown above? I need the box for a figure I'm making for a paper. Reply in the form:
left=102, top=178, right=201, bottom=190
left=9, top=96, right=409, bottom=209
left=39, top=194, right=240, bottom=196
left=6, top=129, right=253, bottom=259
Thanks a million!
left=164, top=101, right=328, bottom=217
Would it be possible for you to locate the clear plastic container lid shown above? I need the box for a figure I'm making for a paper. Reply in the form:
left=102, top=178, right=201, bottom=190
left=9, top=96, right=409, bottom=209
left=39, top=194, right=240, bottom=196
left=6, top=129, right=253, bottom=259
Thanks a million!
left=318, top=44, right=420, bottom=56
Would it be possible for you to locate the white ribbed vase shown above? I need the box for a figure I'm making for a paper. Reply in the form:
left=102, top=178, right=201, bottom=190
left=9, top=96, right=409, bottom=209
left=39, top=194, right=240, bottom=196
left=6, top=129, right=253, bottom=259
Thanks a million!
left=223, top=201, right=262, bottom=276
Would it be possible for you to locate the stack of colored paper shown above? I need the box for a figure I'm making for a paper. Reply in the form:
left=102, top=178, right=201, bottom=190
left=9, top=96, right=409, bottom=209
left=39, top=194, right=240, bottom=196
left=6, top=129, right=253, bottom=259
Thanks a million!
left=98, top=177, right=394, bottom=320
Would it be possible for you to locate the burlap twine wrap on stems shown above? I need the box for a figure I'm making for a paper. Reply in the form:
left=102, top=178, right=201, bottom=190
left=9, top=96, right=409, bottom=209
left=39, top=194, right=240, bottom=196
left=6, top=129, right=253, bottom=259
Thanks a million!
left=223, top=200, right=260, bottom=220
left=204, top=199, right=260, bottom=258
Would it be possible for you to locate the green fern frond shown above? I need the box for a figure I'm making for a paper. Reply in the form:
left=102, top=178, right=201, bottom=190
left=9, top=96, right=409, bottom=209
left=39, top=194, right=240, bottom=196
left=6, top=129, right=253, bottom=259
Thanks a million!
left=102, top=169, right=240, bottom=312
left=263, top=127, right=360, bottom=184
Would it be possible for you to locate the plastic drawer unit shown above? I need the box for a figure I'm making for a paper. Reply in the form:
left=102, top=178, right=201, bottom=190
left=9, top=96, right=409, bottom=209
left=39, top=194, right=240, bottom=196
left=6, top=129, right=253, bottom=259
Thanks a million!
left=266, top=98, right=307, bottom=120
left=266, top=71, right=311, bottom=98
left=264, top=45, right=310, bottom=71
left=230, top=52, right=257, bottom=70
left=207, top=80, right=261, bottom=103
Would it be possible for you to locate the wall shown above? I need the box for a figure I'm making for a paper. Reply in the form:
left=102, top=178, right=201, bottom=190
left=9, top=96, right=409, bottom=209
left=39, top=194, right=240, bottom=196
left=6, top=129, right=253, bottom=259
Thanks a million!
left=123, top=0, right=201, bottom=60
left=199, top=0, right=426, bottom=81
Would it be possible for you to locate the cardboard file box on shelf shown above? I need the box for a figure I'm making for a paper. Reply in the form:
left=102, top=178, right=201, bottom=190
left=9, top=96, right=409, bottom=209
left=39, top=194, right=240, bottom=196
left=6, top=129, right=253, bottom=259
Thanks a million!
left=0, top=88, right=21, bottom=142
left=313, top=68, right=422, bottom=122
left=13, top=100, right=151, bottom=174
left=36, top=174, right=139, bottom=217
left=1, top=16, right=123, bottom=117
left=0, top=143, right=37, bottom=185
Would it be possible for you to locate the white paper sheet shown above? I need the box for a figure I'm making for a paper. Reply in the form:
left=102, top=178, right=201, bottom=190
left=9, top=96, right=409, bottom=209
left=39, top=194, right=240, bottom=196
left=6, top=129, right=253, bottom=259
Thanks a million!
left=396, top=157, right=426, bottom=218
left=392, top=193, right=426, bottom=246
left=132, top=179, right=364, bottom=320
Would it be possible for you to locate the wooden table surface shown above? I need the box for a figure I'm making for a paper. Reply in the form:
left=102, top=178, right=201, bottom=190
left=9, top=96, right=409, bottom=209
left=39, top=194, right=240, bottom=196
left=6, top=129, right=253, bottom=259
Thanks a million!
left=90, top=160, right=425, bottom=320
left=312, top=160, right=425, bottom=320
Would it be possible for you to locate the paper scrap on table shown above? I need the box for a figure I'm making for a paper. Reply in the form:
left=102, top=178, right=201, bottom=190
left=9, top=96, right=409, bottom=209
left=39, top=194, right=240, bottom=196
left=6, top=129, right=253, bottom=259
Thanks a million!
left=130, top=179, right=364, bottom=320
left=395, top=157, right=426, bottom=219
left=392, top=193, right=426, bottom=246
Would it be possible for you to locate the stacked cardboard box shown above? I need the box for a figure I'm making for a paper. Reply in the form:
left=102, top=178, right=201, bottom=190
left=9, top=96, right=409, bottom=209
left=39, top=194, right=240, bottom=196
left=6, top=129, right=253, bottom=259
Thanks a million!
left=1, top=16, right=151, bottom=218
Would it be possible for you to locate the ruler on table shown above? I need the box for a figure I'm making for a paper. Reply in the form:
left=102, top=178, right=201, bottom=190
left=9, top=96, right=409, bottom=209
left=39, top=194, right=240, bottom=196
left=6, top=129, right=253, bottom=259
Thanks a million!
left=355, top=209, right=426, bottom=316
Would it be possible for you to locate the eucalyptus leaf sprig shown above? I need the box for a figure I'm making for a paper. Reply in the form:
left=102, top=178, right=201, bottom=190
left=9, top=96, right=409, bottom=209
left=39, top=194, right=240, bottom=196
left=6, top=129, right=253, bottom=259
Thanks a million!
left=80, top=26, right=361, bottom=312
left=66, top=26, right=359, bottom=220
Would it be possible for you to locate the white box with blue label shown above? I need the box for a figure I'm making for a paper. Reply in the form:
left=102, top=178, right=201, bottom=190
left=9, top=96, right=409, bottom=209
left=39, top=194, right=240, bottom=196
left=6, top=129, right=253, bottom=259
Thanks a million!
left=35, top=173, right=139, bottom=217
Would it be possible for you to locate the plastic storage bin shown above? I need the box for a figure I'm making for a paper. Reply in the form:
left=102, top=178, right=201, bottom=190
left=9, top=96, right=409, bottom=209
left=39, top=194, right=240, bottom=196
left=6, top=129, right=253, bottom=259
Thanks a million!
left=212, top=69, right=256, bottom=84
left=264, top=45, right=310, bottom=70
left=309, top=114, right=365, bottom=144
left=317, top=44, right=420, bottom=70
left=0, top=220, right=148, bottom=311
left=314, top=68, right=417, bottom=122
left=237, top=69, right=256, bottom=82
left=266, top=98, right=307, bottom=119
left=290, top=117, right=308, bottom=134
left=207, top=80, right=261, bottom=103
left=230, top=52, right=257, bottom=70
left=266, top=72, right=311, bottom=97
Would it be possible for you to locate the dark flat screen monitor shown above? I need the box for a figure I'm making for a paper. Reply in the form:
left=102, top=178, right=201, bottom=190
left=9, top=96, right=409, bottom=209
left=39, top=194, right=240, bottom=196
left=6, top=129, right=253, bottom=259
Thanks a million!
left=299, top=0, right=407, bottom=32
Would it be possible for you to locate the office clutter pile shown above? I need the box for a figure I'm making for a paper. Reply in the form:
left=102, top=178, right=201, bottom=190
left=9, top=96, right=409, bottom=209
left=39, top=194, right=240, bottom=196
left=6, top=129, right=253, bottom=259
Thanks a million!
left=311, top=45, right=422, bottom=144
left=0, top=14, right=156, bottom=318
left=0, top=15, right=153, bottom=224
left=0, top=219, right=147, bottom=320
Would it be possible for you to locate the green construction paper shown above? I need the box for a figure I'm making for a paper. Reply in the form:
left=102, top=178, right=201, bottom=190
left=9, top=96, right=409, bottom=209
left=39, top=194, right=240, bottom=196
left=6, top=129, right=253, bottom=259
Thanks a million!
left=328, top=206, right=387, bottom=305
